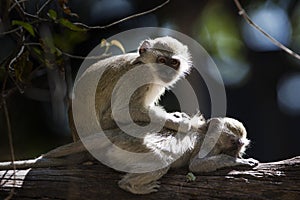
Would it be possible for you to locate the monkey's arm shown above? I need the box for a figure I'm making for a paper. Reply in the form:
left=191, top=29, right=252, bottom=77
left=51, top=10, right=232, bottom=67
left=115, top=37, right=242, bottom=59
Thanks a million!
left=111, top=106, right=205, bottom=133
left=118, top=167, right=170, bottom=194
left=189, top=154, right=259, bottom=173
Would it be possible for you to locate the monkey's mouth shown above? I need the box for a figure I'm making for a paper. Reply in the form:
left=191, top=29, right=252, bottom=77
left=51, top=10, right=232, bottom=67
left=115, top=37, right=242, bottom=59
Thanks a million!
left=222, top=140, right=244, bottom=157
left=155, top=67, right=178, bottom=83
left=222, top=148, right=241, bottom=157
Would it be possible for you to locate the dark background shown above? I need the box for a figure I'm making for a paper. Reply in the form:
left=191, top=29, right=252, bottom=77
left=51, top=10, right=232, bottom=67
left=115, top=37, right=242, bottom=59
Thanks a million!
left=1, top=0, right=300, bottom=162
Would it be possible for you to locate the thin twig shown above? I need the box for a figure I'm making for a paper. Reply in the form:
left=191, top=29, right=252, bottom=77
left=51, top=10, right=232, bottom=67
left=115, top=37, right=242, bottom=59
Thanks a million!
left=62, top=52, right=111, bottom=60
left=8, top=0, right=29, bottom=12
left=8, top=33, right=25, bottom=72
left=74, top=0, right=170, bottom=29
left=11, top=0, right=41, bottom=20
left=0, top=27, right=22, bottom=36
left=1, top=0, right=168, bottom=36
left=37, top=0, right=54, bottom=15
left=0, top=88, right=18, bottom=110
left=233, top=0, right=300, bottom=61
left=24, top=42, right=112, bottom=60
left=0, top=18, right=48, bottom=36
left=1, top=75, right=16, bottom=200
left=3, top=100, right=16, bottom=200
left=13, top=0, right=25, bottom=14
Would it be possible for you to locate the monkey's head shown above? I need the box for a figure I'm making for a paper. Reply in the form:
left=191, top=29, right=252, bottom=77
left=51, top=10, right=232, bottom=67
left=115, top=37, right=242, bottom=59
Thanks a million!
left=208, top=118, right=250, bottom=158
left=219, top=118, right=250, bottom=158
left=136, top=36, right=192, bottom=87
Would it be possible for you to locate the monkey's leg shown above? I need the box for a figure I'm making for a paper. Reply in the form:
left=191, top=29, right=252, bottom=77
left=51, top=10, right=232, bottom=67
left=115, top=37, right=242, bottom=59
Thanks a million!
left=118, top=167, right=170, bottom=194
left=189, top=154, right=259, bottom=173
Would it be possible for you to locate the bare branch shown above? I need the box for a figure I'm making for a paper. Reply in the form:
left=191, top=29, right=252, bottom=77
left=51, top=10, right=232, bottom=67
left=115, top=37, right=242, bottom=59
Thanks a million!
left=62, top=52, right=111, bottom=60
left=74, top=0, right=170, bottom=30
left=1, top=75, right=16, bottom=200
left=0, top=18, right=48, bottom=36
left=8, top=0, right=29, bottom=12
left=24, top=42, right=112, bottom=60
left=233, top=0, right=300, bottom=61
left=1, top=0, right=168, bottom=36
left=2, top=100, right=16, bottom=200
left=37, top=0, right=54, bottom=15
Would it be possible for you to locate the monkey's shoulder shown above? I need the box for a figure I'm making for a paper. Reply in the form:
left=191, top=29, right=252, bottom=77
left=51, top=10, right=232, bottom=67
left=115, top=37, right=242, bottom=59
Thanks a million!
left=87, top=53, right=139, bottom=73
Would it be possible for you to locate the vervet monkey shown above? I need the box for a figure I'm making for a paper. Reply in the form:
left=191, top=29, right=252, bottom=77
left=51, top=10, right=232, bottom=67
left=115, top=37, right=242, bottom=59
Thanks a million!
left=116, top=117, right=258, bottom=194
left=72, top=36, right=203, bottom=138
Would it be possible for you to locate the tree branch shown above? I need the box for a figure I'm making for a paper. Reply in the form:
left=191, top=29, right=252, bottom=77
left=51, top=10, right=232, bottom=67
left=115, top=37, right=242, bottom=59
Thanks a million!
left=73, top=0, right=170, bottom=29
left=0, top=151, right=299, bottom=199
left=233, top=0, right=300, bottom=61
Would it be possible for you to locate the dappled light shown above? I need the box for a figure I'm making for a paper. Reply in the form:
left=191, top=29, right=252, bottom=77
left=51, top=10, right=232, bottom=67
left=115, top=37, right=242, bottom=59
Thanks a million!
left=277, top=73, right=300, bottom=115
left=242, top=2, right=291, bottom=51
left=0, top=0, right=300, bottom=176
left=193, top=2, right=250, bottom=87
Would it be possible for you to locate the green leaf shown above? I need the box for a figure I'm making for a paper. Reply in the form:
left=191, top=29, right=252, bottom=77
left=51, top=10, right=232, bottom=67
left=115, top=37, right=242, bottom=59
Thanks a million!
left=12, top=20, right=35, bottom=36
left=186, top=172, right=196, bottom=182
left=14, top=51, right=33, bottom=83
left=53, top=30, right=86, bottom=51
left=31, top=47, right=44, bottom=63
left=41, top=37, right=57, bottom=54
left=55, top=47, right=62, bottom=56
left=58, top=18, right=86, bottom=32
left=47, top=9, right=57, bottom=20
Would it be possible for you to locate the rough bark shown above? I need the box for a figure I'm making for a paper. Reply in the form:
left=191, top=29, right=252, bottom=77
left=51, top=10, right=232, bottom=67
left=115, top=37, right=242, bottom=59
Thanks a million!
left=0, top=155, right=299, bottom=200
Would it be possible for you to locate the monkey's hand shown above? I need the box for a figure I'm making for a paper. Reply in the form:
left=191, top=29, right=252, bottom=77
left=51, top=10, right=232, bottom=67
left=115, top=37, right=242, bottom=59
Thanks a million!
left=189, top=154, right=259, bottom=173
left=168, top=111, right=206, bottom=133
left=165, top=111, right=192, bottom=133
left=236, top=157, right=259, bottom=167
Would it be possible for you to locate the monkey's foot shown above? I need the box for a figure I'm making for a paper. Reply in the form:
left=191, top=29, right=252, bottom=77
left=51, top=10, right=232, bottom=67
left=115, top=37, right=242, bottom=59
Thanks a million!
left=118, top=180, right=160, bottom=194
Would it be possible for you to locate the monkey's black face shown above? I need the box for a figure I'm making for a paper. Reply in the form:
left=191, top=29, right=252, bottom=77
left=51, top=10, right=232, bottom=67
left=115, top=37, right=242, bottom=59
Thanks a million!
left=223, top=139, right=244, bottom=158
left=136, top=37, right=192, bottom=84
left=156, top=56, right=180, bottom=70
left=219, top=132, right=248, bottom=158
left=137, top=48, right=183, bottom=83
left=154, top=55, right=182, bottom=83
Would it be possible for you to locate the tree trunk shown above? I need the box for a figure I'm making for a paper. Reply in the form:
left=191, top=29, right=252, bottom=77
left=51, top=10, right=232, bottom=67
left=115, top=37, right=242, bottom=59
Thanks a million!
left=0, top=155, right=299, bottom=200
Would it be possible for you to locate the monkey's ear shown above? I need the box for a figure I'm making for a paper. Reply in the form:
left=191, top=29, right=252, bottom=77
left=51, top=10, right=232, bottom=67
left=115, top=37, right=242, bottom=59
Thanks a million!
left=139, top=40, right=151, bottom=54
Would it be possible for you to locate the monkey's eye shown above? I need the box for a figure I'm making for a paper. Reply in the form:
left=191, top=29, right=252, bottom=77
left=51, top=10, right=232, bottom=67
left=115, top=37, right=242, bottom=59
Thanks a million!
left=157, top=56, right=167, bottom=64
left=170, top=59, right=180, bottom=68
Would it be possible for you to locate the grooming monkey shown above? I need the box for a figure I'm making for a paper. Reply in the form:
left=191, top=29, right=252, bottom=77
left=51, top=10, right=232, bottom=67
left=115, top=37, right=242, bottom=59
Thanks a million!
left=71, top=36, right=204, bottom=139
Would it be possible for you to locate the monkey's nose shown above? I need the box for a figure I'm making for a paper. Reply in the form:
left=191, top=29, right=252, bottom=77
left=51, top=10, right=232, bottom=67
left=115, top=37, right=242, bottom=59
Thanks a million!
left=236, top=139, right=244, bottom=147
left=231, top=139, right=244, bottom=147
